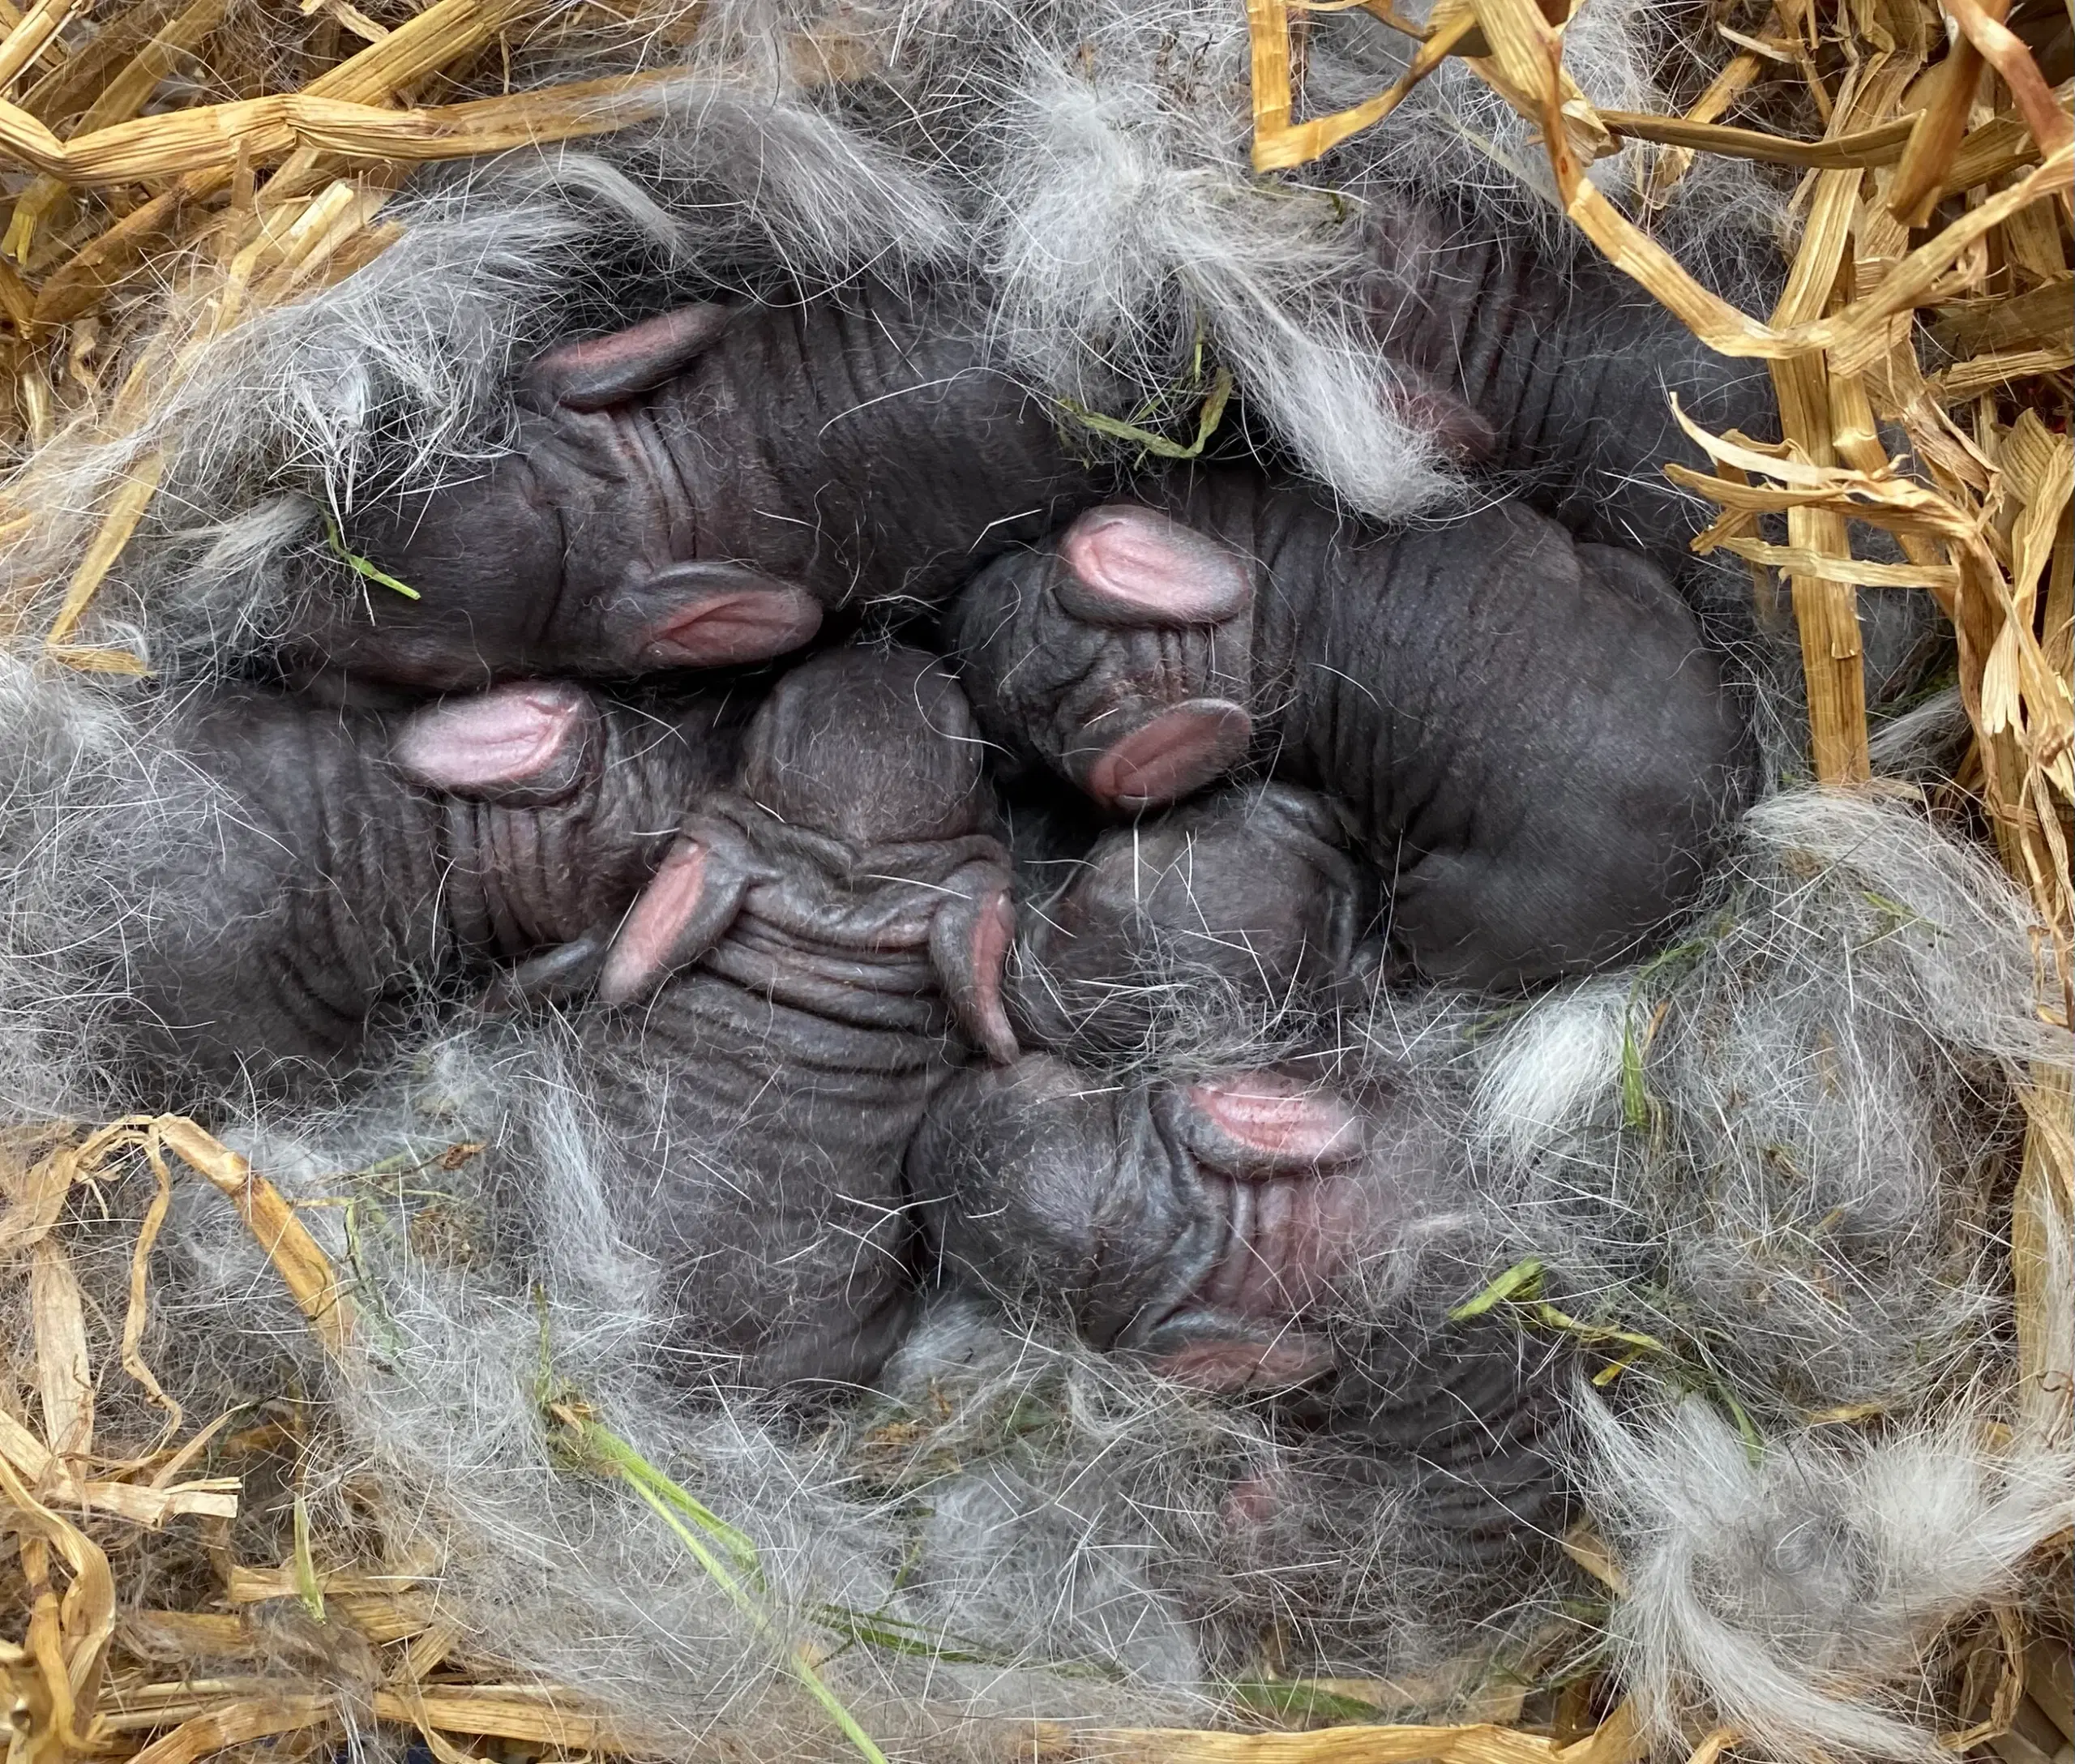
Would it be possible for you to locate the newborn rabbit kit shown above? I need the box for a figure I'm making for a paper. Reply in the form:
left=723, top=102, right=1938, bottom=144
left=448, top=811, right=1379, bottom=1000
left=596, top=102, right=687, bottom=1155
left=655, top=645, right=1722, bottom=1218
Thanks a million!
left=0, top=2, right=2069, bottom=1761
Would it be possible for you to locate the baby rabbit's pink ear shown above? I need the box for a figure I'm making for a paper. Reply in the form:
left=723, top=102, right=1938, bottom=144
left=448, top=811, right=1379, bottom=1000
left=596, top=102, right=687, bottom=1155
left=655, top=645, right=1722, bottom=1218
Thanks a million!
left=596, top=816, right=760, bottom=1007
left=589, top=560, right=824, bottom=672
left=1054, top=506, right=1254, bottom=625
left=930, top=864, right=1019, bottom=1064
left=1173, top=1073, right=1367, bottom=1177
left=520, top=303, right=736, bottom=413
left=391, top=681, right=600, bottom=807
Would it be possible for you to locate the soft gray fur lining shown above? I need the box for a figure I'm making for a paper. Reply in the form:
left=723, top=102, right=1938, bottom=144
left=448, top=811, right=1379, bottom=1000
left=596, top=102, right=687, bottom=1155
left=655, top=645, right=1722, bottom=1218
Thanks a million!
left=0, top=2, right=2063, bottom=1755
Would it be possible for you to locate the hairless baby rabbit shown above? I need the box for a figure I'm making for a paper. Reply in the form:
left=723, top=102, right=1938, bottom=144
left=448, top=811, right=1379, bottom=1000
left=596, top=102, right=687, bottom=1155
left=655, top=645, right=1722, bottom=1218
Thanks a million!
left=496, top=645, right=1019, bottom=1391
left=121, top=681, right=744, bottom=1090
left=1363, top=202, right=1778, bottom=576
left=908, top=1057, right=1569, bottom=1559
left=921, top=814, right=1568, bottom=1556
left=296, top=289, right=1102, bottom=690
left=290, top=236, right=1787, bottom=696
left=1363, top=206, right=1942, bottom=696
left=947, top=475, right=1752, bottom=989
left=939, top=790, right=1386, bottom=1397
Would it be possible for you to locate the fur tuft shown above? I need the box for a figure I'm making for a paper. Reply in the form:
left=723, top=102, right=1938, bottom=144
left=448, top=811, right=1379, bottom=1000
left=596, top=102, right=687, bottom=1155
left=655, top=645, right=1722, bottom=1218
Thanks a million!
left=1582, top=1394, right=2074, bottom=1761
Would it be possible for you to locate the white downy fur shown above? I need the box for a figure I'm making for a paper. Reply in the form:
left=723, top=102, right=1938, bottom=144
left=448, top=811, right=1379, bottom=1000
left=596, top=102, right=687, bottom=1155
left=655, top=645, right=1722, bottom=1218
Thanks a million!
left=1581, top=1394, right=2074, bottom=1762
left=1460, top=788, right=2061, bottom=1416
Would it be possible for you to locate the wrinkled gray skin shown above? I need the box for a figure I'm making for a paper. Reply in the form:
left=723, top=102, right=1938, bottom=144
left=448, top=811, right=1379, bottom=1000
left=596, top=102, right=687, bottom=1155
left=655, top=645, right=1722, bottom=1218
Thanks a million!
left=122, top=682, right=742, bottom=1090
left=541, top=647, right=1020, bottom=1392
left=1364, top=203, right=1942, bottom=691
left=908, top=1058, right=1570, bottom=1560
left=911, top=1055, right=1392, bottom=1385
left=1009, top=782, right=1371, bottom=1060
left=297, top=289, right=1102, bottom=690
left=947, top=479, right=1752, bottom=989
left=1364, top=205, right=1779, bottom=576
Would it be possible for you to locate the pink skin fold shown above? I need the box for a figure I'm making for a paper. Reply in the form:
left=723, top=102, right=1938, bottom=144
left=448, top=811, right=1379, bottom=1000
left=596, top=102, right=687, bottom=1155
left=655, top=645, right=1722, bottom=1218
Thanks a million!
left=1085, top=702, right=1255, bottom=812
left=635, top=580, right=825, bottom=669
left=390, top=682, right=591, bottom=797
left=597, top=839, right=712, bottom=1005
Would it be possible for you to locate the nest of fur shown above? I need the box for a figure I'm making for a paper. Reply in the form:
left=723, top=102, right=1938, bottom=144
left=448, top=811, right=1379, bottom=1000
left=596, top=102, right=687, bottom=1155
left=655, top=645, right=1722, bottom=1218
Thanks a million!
left=0, top=0, right=2069, bottom=1762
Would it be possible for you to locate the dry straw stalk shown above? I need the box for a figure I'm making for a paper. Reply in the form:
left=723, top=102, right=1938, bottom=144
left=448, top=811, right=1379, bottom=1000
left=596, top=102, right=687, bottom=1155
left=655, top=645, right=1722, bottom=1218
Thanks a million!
left=0, top=0, right=2069, bottom=1758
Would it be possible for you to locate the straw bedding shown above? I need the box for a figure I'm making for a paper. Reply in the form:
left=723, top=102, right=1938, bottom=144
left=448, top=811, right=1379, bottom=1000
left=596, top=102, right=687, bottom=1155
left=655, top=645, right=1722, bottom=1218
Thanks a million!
left=0, top=0, right=2068, bottom=1761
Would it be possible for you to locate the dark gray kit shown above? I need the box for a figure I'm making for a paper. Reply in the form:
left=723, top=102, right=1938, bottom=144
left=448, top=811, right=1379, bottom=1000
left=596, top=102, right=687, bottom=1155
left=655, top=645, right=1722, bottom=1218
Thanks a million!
left=549, top=645, right=1016, bottom=1390
left=947, top=484, right=1752, bottom=988
left=910, top=1055, right=1393, bottom=1389
left=906, top=1052, right=1572, bottom=1561
left=1006, top=782, right=1369, bottom=1059
left=911, top=784, right=1570, bottom=1553
left=1362, top=203, right=1779, bottom=576
left=294, top=287, right=1102, bottom=690
left=123, top=681, right=741, bottom=1088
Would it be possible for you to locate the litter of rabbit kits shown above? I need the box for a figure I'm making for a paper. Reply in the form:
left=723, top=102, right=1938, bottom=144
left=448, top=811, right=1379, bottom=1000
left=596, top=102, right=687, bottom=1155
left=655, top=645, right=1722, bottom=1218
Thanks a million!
left=0, top=0, right=2068, bottom=1761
